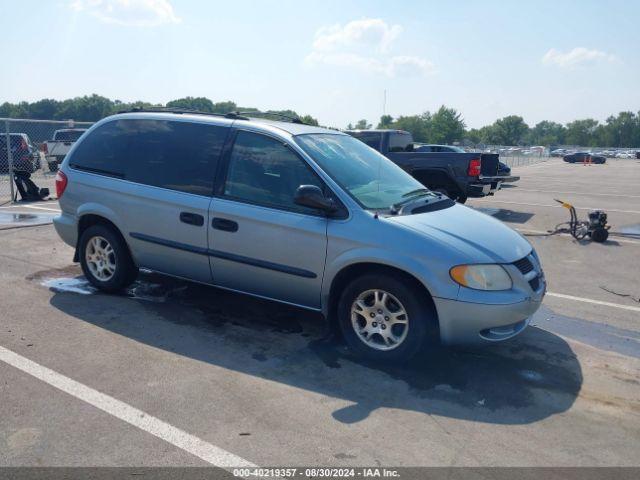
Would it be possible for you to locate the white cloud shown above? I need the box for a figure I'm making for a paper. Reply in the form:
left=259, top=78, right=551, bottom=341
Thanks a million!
left=313, top=18, right=402, bottom=54
left=70, top=0, right=180, bottom=27
left=305, top=18, right=434, bottom=78
left=542, top=47, right=616, bottom=68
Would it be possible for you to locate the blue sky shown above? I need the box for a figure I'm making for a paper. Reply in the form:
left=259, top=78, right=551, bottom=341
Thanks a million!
left=1, top=0, right=638, bottom=128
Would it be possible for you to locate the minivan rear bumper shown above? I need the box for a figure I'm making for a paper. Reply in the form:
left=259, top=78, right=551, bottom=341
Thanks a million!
left=433, top=294, right=543, bottom=345
left=53, top=212, right=78, bottom=248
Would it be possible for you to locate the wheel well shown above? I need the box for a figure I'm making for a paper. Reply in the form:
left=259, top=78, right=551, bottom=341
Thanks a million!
left=411, top=170, right=461, bottom=196
left=75, top=214, right=132, bottom=263
left=327, top=262, right=438, bottom=337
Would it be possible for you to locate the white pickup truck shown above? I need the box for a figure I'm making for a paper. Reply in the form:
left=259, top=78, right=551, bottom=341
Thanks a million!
left=44, top=129, right=87, bottom=172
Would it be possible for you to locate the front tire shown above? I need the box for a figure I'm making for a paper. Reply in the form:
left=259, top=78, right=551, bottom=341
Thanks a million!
left=79, top=224, right=137, bottom=292
left=337, top=274, right=436, bottom=361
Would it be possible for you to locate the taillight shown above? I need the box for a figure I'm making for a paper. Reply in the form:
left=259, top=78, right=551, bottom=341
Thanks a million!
left=468, top=158, right=481, bottom=176
left=55, top=171, right=68, bottom=198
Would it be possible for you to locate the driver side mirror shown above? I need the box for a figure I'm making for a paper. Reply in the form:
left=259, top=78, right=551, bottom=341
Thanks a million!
left=294, top=185, right=337, bottom=213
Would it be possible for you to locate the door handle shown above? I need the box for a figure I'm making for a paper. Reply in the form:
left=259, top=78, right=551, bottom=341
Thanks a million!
left=211, top=217, right=238, bottom=232
left=179, top=212, right=204, bottom=226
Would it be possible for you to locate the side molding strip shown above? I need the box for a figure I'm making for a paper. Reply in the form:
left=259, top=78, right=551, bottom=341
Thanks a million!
left=129, top=232, right=317, bottom=279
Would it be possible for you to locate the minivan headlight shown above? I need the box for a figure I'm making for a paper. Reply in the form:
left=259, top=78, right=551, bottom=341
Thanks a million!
left=450, top=264, right=512, bottom=291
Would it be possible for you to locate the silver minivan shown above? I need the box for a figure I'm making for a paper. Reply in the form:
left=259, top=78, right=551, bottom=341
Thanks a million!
left=53, top=111, right=545, bottom=361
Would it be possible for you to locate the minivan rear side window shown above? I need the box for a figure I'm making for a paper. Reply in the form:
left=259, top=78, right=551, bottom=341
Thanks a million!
left=70, top=119, right=228, bottom=196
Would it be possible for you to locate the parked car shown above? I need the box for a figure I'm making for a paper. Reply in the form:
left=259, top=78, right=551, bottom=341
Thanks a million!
left=53, top=110, right=545, bottom=361
left=0, top=133, right=40, bottom=174
left=563, top=152, right=606, bottom=164
left=44, top=129, right=87, bottom=172
left=347, top=130, right=503, bottom=203
left=414, top=144, right=519, bottom=184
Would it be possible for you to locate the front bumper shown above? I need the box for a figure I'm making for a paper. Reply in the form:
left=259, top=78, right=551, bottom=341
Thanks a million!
left=433, top=289, right=544, bottom=345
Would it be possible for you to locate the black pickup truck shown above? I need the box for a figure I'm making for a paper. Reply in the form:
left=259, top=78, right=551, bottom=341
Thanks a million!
left=347, top=129, right=503, bottom=203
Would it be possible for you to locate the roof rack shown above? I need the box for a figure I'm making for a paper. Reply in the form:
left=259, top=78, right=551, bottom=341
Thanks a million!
left=116, top=107, right=309, bottom=125
left=116, top=106, right=249, bottom=120
left=234, top=111, right=306, bottom=124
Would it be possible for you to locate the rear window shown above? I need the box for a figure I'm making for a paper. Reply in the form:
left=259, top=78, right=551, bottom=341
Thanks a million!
left=54, top=130, right=85, bottom=142
left=349, top=132, right=381, bottom=150
left=388, top=132, right=413, bottom=152
left=69, top=119, right=228, bottom=196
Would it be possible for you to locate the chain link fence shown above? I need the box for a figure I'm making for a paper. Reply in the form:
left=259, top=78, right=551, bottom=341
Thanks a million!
left=1, top=118, right=94, bottom=204
left=466, top=145, right=550, bottom=169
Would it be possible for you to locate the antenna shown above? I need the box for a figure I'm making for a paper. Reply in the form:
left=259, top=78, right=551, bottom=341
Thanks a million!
left=383, top=89, right=387, bottom=116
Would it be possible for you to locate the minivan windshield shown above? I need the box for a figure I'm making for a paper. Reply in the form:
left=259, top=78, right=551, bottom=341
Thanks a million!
left=295, top=133, right=432, bottom=210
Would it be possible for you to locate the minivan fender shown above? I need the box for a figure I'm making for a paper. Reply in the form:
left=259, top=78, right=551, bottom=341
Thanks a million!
left=76, top=202, right=123, bottom=230
left=321, top=247, right=459, bottom=316
left=73, top=203, right=125, bottom=258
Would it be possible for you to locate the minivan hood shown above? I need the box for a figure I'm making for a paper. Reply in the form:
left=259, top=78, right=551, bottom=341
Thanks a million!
left=386, top=204, right=531, bottom=263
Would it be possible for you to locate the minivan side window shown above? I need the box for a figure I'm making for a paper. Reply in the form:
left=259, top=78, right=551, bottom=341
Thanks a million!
left=223, top=131, right=324, bottom=213
left=125, top=120, right=227, bottom=195
left=70, top=119, right=228, bottom=196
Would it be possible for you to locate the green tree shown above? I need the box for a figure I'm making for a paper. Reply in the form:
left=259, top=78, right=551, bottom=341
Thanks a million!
left=429, top=106, right=466, bottom=144
left=377, top=114, right=394, bottom=128
left=300, top=115, right=319, bottom=126
left=564, top=119, right=600, bottom=146
left=166, top=96, right=215, bottom=112
left=527, top=120, right=566, bottom=145
left=211, top=101, right=237, bottom=114
left=601, top=112, right=639, bottom=147
left=354, top=119, right=372, bottom=129
left=488, top=115, right=529, bottom=145
left=464, top=128, right=483, bottom=145
left=54, top=95, right=115, bottom=121
left=391, top=114, right=431, bottom=142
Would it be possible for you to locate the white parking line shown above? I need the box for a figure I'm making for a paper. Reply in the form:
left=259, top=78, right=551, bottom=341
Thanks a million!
left=476, top=199, right=640, bottom=214
left=0, top=203, right=61, bottom=212
left=0, top=345, right=256, bottom=469
left=515, top=189, right=640, bottom=199
left=546, top=292, right=640, bottom=312
left=22, top=204, right=61, bottom=213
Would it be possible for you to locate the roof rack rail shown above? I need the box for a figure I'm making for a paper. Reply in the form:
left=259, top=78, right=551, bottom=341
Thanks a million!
left=116, top=106, right=249, bottom=120
left=234, top=111, right=306, bottom=124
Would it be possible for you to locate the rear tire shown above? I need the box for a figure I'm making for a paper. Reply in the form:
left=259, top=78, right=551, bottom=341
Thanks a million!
left=337, top=273, right=436, bottom=361
left=79, top=224, right=137, bottom=292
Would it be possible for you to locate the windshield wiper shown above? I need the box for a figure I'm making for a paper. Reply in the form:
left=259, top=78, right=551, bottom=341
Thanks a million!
left=401, top=188, right=433, bottom=198
left=390, top=191, right=437, bottom=214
